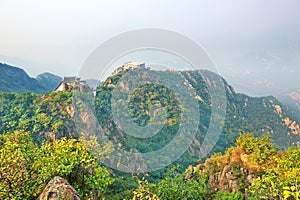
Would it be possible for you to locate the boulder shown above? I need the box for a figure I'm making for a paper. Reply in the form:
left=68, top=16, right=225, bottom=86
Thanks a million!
left=38, top=176, right=80, bottom=200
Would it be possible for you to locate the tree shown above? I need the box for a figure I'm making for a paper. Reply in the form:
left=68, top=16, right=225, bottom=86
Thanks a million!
left=0, top=131, right=114, bottom=199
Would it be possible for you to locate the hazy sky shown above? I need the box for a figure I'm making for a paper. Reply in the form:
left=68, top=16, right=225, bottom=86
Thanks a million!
left=1, top=0, right=300, bottom=95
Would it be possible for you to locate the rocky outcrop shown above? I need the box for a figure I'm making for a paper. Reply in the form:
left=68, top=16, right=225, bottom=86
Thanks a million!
left=38, top=176, right=80, bottom=200
left=208, top=164, right=257, bottom=192
left=66, top=105, right=75, bottom=118
left=284, top=117, right=300, bottom=135
left=194, top=147, right=259, bottom=193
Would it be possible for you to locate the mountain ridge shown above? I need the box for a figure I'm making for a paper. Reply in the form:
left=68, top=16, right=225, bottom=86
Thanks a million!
left=95, top=66, right=300, bottom=159
left=0, top=63, right=61, bottom=93
left=1, top=63, right=300, bottom=151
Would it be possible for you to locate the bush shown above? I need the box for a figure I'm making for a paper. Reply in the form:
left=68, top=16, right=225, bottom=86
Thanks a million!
left=214, top=191, right=244, bottom=200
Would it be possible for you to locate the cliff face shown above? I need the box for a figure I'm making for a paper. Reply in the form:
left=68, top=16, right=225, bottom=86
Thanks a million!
left=183, top=133, right=295, bottom=199
left=185, top=145, right=263, bottom=194
left=204, top=148, right=258, bottom=193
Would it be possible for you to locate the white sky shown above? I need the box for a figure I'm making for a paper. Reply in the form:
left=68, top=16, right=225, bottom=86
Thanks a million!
left=1, top=0, right=300, bottom=90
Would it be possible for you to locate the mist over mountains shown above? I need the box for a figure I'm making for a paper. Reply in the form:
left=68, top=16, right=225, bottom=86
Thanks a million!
left=222, top=50, right=300, bottom=97
left=0, top=63, right=61, bottom=93
left=2, top=61, right=300, bottom=113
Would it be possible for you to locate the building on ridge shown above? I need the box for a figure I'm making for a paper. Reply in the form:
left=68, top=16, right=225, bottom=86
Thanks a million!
left=112, top=62, right=146, bottom=76
left=54, top=76, right=89, bottom=93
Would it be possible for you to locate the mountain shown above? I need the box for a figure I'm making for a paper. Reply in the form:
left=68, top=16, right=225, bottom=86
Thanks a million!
left=1, top=64, right=300, bottom=175
left=277, top=89, right=300, bottom=120
left=0, top=63, right=45, bottom=93
left=2, top=64, right=300, bottom=199
left=223, top=51, right=300, bottom=96
left=95, top=66, right=300, bottom=161
left=36, top=72, right=62, bottom=91
left=0, top=63, right=61, bottom=93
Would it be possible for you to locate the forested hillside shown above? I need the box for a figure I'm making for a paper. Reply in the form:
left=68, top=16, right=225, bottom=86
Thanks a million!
left=1, top=67, right=300, bottom=199
left=0, top=92, right=75, bottom=143
left=126, top=133, right=300, bottom=199
left=2, top=131, right=300, bottom=199
left=96, top=67, right=300, bottom=157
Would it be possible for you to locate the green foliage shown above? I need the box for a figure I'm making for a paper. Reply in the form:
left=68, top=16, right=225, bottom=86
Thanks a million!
left=149, top=174, right=209, bottom=200
left=33, top=136, right=114, bottom=198
left=94, top=68, right=300, bottom=184
left=221, top=94, right=298, bottom=152
left=0, top=91, right=74, bottom=143
left=0, top=63, right=54, bottom=94
left=194, top=133, right=300, bottom=199
left=130, top=167, right=210, bottom=200
left=0, top=131, right=38, bottom=199
left=132, top=175, right=160, bottom=200
left=95, top=72, right=182, bottom=154
left=0, top=131, right=113, bottom=199
left=214, top=191, right=244, bottom=200
left=197, top=135, right=300, bottom=199
left=283, top=186, right=299, bottom=200
left=247, top=145, right=300, bottom=199
left=2, top=67, right=300, bottom=199
left=236, top=133, right=277, bottom=164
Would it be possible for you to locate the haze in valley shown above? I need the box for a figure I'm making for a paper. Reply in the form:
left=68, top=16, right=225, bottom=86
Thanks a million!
left=1, top=0, right=300, bottom=96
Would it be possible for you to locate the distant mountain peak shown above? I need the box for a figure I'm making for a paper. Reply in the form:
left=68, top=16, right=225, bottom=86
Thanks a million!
left=0, top=63, right=61, bottom=93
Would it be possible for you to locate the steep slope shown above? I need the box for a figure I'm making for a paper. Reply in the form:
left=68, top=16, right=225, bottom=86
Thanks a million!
left=36, top=72, right=62, bottom=91
left=0, top=63, right=45, bottom=93
left=0, top=92, right=76, bottom=143
left=0, top=63, right=61, bottom=93
left=95, top=67, right=300, bottom=160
